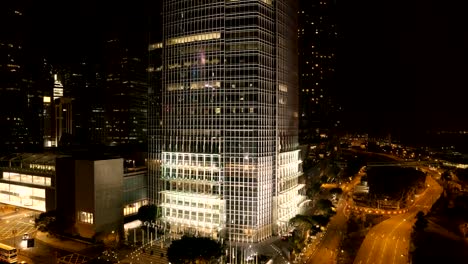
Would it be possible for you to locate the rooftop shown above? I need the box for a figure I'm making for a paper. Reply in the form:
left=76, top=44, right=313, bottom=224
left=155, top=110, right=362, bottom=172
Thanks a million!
left=0, top=153, right=68, bottom=167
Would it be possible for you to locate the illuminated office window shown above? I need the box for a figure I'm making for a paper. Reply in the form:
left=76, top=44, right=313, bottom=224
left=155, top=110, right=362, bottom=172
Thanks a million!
left=78, top=211, right=93, bottom=224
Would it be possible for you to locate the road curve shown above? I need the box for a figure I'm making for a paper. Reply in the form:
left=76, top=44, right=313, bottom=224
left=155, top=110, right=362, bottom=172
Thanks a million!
left=353, top=175, right=442, bottom=264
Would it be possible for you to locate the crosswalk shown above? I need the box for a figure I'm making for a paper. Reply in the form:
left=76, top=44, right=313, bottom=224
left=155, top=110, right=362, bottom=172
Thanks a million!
left=120, top=242, right=169, bottom=264
left=0, top=219, right=35, bottom=240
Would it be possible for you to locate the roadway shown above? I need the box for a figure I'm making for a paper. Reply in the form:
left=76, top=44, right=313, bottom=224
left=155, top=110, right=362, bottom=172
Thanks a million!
left=0, top=206, right=76, bottom=263
left=0, top=207, right=37, bottom=243
left=304, top=198, right=347, bottom=264
left=353, top=174, right=443, bottom=264
left=301, top=171, right=364, bottom=264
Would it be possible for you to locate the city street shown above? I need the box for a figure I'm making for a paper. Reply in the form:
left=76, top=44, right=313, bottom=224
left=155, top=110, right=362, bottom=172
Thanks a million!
left=353, top=174, right=443, bottom=264
left=299, top=170, right=364, bottom=264
left=304, top=198, right=347, bottom=264
left=0, top=207, right=37, bottom=244
left=0, top=205, right=75, bottom=263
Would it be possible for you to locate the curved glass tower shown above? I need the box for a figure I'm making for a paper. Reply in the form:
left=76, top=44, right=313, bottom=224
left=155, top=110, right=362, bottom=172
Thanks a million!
left=151, top=0, right=304, bottom=243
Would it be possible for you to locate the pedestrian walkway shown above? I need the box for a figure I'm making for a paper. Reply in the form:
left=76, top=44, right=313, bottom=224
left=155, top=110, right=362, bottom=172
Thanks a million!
left=120, top=241, right=168, bottom=264
left=17, top=252, right=34, bottom=264
left=0, top=205, right=17, bottom=217
left=35, top=231, right=91, bottom=252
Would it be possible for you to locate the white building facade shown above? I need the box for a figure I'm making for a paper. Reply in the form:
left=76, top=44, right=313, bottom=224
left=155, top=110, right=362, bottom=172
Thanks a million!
left=149, top=0, right=305, bottom=243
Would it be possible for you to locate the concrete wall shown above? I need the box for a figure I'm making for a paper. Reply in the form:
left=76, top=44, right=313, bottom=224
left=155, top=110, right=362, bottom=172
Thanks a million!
left=57, top=157, right=124, bottom=239
left=45, top=188, right=55, bottom=212
left=74, top=160, right=96, bottom=238
left=55, top=157, right=76, bottom=234
left=93, top=159, right=123, bottom=235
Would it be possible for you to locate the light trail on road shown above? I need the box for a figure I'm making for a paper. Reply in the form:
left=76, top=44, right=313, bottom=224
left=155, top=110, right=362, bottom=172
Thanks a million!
left=354, top=173, right=442, bottom=264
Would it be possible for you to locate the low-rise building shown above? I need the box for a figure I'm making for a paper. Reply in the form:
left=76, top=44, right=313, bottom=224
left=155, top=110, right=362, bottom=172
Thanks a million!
left=0, top=153, right=66, bottom=212
left=0, top=152, right=149, bottom=240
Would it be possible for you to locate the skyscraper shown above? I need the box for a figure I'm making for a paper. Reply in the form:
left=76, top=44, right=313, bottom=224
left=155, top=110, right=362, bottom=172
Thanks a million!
left=298, top=0, right=340, bottom=140
left=150, top=0, right=304, bottom=243
left=58, top=37, right=148, bottom=148
left=0, top=5, right=52, bottom=153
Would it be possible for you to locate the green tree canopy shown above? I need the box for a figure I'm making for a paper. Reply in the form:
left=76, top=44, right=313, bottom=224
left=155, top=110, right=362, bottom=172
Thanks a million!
left=137, top=204, right=159, bottom=223
left=442, top=171, right=452, bottom=181
left=289, top=214, right=314, bottom=228
left=35, top=210, right=59, bottom=235
left=310, top=214, right=330, bottom=227
left=330, top=187, right=343, bottom=195
left=413, top=211, right=428, bottom=232
left=316, top=199, right=335, bottom=216
left=167, top=235, right=223, bottom=264
left=317, top=199, right=333, bottom=210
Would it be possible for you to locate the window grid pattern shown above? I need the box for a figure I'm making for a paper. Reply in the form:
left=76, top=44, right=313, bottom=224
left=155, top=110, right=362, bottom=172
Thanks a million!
left=276, top=150, right=304, bottom=233
left=0, top=183, right=46, bottom=211
left=2, top=172, right=52, bottom=186
left=160, top=151, right=224, bottom=237
left=157, top=0, right=302, bottom=243
left=78, top=211, right=94, bottom=224
left=274, top=0, right=305, bottom=236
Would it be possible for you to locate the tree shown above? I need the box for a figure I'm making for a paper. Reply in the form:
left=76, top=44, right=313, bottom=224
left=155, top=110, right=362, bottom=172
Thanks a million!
left=167, top=235, right=223, bottom=264
left=306, top=182, right=322, bottom=198
left=413, top=211, right=428, bottom=232
left=137, top=204, right=159, bottom=223
left=442, top=171, right=452, bottom=181
left=320, top=175, right=328, bottom=183
left=316, top=199, right=335, bottom=217
left=310, top=215, right=330, bottom=227
left=35, top=210, right=59, bottom=235
left=330, top=187, right=343, bottom=195
left=317, top=199, right=333, bottom=211
left=289, top=214, right=314, bottom=232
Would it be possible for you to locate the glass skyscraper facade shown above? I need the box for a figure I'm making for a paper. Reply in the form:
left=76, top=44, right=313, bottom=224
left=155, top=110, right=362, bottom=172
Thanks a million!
left=150, top=0, right=305, bottom=243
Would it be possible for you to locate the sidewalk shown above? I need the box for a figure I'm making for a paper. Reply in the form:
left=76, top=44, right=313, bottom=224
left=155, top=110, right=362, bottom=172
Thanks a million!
left=0, top=205, right=18, bottom=217
left=35, top=231, right=90, bottom=252
left=17, top=251, right=34, bottom=264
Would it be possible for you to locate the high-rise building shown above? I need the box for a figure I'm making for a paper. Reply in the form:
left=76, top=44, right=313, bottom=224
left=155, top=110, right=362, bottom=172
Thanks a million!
left=54, top=98, right=73, bottom=145
left=150, top=0, right=305, bottom=243
left=0, top=6, right=52, bottom=153
left=59, top=39, right=148, bottom=149
left=61, top=61, right=105, bottom=145
left=298, top=0, right=340, bottom=140
left=44, top=74, right=71, bottom=148
left=53, top=74, right=64, bottom=100
left=102, top=38, right=148, bottom=147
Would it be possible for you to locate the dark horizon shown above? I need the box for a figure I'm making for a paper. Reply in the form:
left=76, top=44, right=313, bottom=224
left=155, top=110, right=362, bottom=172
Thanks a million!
left=334, top=0, right=468, bottom=134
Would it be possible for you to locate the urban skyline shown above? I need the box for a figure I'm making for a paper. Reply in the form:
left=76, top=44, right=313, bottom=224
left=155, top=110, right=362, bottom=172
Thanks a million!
left=1, top=1, right=468, bottom=263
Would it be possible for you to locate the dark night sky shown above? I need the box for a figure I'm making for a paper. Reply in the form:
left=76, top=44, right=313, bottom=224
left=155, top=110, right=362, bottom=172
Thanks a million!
left=5, top=1, right=468, bottom=135
left=335, top=0, right=468, bottom=134
left=7, top=0, right=156, bottom=64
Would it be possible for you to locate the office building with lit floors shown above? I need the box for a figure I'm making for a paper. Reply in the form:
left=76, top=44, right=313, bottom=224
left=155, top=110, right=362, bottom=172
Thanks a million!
left=150, top=0, right=305, bottom=243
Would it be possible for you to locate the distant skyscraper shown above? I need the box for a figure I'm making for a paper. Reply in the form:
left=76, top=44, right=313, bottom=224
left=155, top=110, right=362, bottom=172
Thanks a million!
left=59, top=38, right=148, bottom=148
left=102, top=38, right=148, bottom=147
left=0, top=6, right=52, bottom=153
left=61, top=61, right=105, bottom=145
left=150, top=0, right=305, bottom=243
left=298, top=0, right=340, bottom=139
left=53, top=74, right=64, bottom=100
left=42, top=97, right=73, bottom=148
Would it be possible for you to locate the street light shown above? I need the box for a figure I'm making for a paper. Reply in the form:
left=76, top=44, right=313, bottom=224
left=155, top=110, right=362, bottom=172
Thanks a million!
left=144, top=221, right=150, bottom=244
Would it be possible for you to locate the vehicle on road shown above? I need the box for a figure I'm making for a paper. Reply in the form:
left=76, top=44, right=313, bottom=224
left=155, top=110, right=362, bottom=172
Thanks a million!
left=0, top=242, right=17, bottom=263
